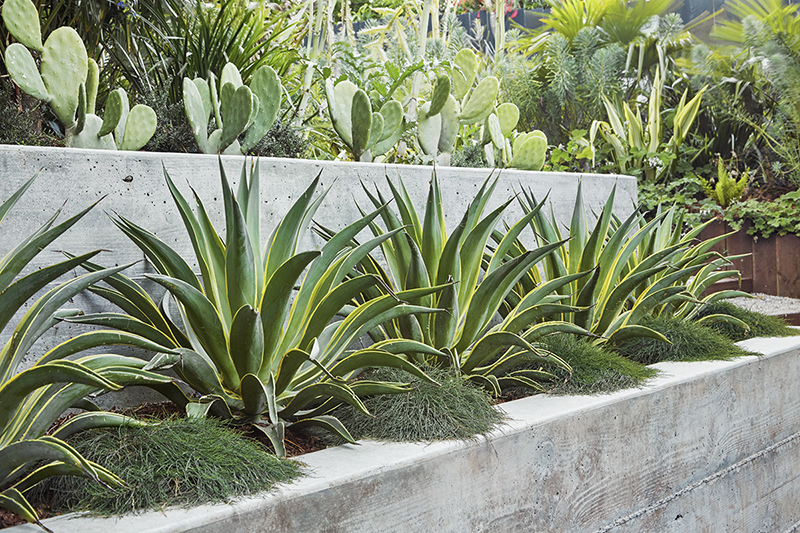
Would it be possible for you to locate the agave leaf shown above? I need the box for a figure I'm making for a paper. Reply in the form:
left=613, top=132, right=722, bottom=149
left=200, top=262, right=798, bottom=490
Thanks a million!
left=146, top=274, right=238, bottom=390
left=0, top=251, right=100, bottom=335
left=258, top=251, right=320, bottom=369
left=279, top=382, right=369, bottom=418
left=294, top=275, right=383, bottom=357
left=230, top=305, right=264, bottom=379
left=38, top=331, right=178, bottom=366
left=51, top=412, right=149, bottom=440
left=0, top=488, right=48, bottom=531
left=606, top=324, right=671, bottom=345
left=111, top=215, right=202, bottom=291
left=290, top=415, right=356, bottom=444
left=329, top=349, right=437, bottom=384
left=264, top=172, right=324, bottom=280
left=61, top=313, right=179, bottom=350
left=695, top=313, right=750, bottom=331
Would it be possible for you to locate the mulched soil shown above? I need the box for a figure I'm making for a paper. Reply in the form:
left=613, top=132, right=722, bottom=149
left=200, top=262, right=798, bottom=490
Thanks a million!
left=1, top=505, right=50, bottom=530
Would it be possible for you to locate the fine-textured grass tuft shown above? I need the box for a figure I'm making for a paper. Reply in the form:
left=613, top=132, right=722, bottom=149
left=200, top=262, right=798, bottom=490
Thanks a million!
left=696, top=301, right=799, bottom=341
left=540, top=335, right=658, bottom=395
left=615, top=315, right=757, bottom=365
left=36, top=417, right=301, bottom=516
left=326, top=366, right=505, bottom=444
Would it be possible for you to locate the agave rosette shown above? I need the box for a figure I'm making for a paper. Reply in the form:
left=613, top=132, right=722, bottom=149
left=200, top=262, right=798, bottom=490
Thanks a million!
left=0, top=177, right=172, bottom=530
left=61, top=160, right=442, bottom=456
left=315, top=172, right=582, bottom=394
left=513, top=181, right=751, bottom=345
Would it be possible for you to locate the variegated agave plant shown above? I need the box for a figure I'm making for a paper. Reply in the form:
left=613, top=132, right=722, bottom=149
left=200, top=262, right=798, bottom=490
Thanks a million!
left=510, top=181, right=751, bottom=345
left=0, top=177, right=172, bottom=531
left=316, top=172, right=585, bottom=394
left=60, top=160, right=442, bottom=456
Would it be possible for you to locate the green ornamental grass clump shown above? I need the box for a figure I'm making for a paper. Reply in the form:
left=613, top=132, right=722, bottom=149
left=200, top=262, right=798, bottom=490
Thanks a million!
left=328, top=366, right=505, bottom=443
left=697, top=301, right=799, bottom=341
left=38, top=417, right=301, bottom=516
left=615, top=315, right=756, bottom=366
left=539, top=335, right=658, bottom=395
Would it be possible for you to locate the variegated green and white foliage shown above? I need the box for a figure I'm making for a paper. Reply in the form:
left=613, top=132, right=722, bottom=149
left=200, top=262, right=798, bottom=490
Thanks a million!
left=59, top=160, right=442, bottom=457
left=315, top=172, right=584, bottom=395
left=0, top=176, right=173, bottom=531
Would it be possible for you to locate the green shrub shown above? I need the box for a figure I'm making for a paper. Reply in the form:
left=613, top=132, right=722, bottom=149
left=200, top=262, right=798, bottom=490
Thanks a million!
left=327, top=366, right=505, bottom=443
left=540, top=335, right=658, bottom=395
left=37, top=417, right=301, bottom=516
left=615, top=315, right=756, bottom=365
left=697, top=301, right=799, bottom=341
left=723, top=190, right=800, bottom=238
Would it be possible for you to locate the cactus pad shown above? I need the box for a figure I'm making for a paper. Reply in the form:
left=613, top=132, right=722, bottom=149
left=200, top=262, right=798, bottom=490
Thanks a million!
left=418, top=102, right=442, bottom=156
left=2, top=0, right=43, bottom=51
left=459, top=76, right=498, bottom=124
left=4, top=43, right=49, bottom=101
left=242, top=65, right=282, bottom=152
left=99, top=89, right=125, bottom=138
left=350, top=89, right=372, bottom=160
left=219, top=84, right=254, bottom=152
left=40, top=26, right=88, bottom=127
left=496, top=103, right=519, bottom=136
left=428, top=75, right=451, bottom=117
left=119, top=104, right=157, bottom=151
left=453, top=48, right=477, bottom=100
left=86, top=58, right=100, bottom=115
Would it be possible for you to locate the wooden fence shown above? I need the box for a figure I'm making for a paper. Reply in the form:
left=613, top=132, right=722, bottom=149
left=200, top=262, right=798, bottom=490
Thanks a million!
left=699, top=219, right=800, bottom=299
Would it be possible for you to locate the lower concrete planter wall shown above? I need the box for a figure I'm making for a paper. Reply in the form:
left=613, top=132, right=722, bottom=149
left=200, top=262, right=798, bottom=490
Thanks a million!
left=0, top=145, right=635, bottom=356
left=12, top=335, right=800, bottom=533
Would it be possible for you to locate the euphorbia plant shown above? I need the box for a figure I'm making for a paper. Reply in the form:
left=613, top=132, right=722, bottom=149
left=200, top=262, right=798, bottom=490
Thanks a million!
left=62, top=160, right=442, bottom=456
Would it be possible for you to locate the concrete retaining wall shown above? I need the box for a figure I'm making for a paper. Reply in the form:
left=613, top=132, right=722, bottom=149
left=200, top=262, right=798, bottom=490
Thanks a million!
left=0, top=145, right=635, bottom=360
left=10, top=336, right=800, bottom=533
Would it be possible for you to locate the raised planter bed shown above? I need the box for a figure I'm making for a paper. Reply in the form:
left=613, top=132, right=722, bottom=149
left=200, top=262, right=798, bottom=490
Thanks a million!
left=8, top=335, right=800, bottom=532
left=0, top=144, right=636, bottom=358
left=700, top=219, right=800, bottom=298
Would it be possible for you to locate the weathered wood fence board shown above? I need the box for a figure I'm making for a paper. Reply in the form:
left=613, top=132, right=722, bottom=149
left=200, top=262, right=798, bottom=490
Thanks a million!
left=699, top=219, right=800, bottom=298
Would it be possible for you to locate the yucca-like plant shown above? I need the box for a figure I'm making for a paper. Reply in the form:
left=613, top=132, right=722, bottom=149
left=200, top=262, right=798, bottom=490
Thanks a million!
left=316, top=172, right=578, bottom=394
left=0, top=177, right=176, bottom=531
left=512, top=182, right=751, bottom=345
left=61, top=160, right=442, bottom=457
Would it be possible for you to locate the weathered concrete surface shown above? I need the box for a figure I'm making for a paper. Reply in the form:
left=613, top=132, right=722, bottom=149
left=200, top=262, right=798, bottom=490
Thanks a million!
left=11, top=336, right=800, bottom=533
left=0, top=145, right=635, bottom=362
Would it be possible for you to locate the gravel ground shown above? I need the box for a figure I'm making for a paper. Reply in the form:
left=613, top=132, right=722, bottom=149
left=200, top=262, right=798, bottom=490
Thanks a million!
left=727, top=293, right=800, bottom=316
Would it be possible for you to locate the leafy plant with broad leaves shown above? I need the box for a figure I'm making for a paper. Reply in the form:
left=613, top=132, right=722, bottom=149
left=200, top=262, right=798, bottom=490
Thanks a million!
left=0, top=176, right=174, bottom=531
left=62, top=160, right=441, bottom=457
left=512, top=181, right=751, bottom=345
left=316, top=172, right=577, bottom=394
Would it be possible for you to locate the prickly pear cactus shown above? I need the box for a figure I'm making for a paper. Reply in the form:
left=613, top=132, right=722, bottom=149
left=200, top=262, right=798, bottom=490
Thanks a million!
left=183, top=63, right=282, bottom=154
left=459, top=76, right=499, bottom=125
left=509, top=130, right=548, bottom=171
left=3, top=0, right=155, bottom=150
left=453, top=49, right=477, bottom=101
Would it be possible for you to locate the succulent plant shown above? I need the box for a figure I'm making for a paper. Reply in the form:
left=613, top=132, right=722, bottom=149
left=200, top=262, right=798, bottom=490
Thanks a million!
left=325, top=79, right=405, bottom=162
left=2, top=0, right=157, bottom=151
left=184, top=63, right=282, bottom=155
